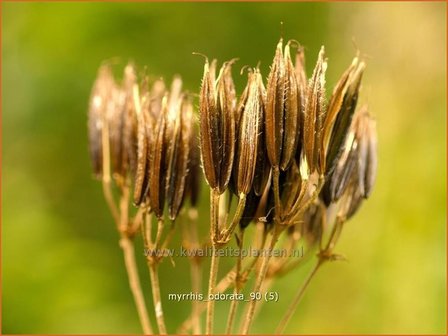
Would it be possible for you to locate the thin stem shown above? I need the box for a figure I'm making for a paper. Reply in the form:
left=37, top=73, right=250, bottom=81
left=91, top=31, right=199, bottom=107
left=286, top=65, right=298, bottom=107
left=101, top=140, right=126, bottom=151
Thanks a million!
left=178, top=223, right=266, bottom=334
left=188, top=208, right=202, bottom=335
left=220, top=193, right=247, bottom=243
left=273, top=166, right=282, bottom=218
left=149, top=263, right=167, bottom=334
left=120, top=236, right=153, bottom=334
left=225, top=229, right=245, bottom=334
left=206, top=247, right=220, bottom=334
left=275, top=259, right=324, bottom=334
left=191, top=259, right=202, bottom=335
left=206, top=189, right=220, bottom=335
left=240, top=227, right=282, bottom=334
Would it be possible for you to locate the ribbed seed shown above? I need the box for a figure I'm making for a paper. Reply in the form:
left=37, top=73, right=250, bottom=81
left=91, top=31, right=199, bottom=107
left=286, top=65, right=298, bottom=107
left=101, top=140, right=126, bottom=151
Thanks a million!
left=167, top=96, right=193, bottom=219
left=265, top=39, right=286, bottom=168
left=235, top=70, right=263, bottom=195
left=304, top=47, right=327, bottom=174
left=199, top=60, right=219, bottom=190
left=216, top=61, right=236, bottom=192
left=149, top=95, right=168, bottom=218
left=88, top=65, right=116, bottom=177
left=324, top=58, right=365, bottom=175
left=280, top=42, right=301, bottom=171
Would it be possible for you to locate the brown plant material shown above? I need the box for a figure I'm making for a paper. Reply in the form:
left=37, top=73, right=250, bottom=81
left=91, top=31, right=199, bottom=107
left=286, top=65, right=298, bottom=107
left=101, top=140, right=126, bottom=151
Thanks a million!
left=88, top=65, right=116, bottom=177
left=167, top=95, right=194, bottom=220
left=199, top=59, right=237, bottom=194
left=235, top=70, right=264, bottom=195
left=303, top=47, right=327, bottom=175
left=119, top=64, right=139, bottom=180
left=280, top=42, right=302, bottom=171
left=321, top=105, right=377, bottom=206
left=324, top=57, right=365, bottom=176
left=149, top=95, right=169, bottom=218
left=265, top=39, right=286, bottom=168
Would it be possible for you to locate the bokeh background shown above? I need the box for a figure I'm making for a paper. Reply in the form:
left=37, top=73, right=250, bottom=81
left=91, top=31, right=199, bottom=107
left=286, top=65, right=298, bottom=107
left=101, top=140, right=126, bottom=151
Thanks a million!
left=2, top=2, right=446, bottom=334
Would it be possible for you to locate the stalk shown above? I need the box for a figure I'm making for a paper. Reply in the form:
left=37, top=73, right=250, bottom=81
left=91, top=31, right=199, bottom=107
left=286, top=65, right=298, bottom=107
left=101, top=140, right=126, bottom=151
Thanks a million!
left=206, top=189, right=220, bottom=334
left=275, top=259, right=324, bottom=334
left=149, top=263, right=167, bottom=334
left=225, top=229, right=245, bottom=334
left=240, top=227, right=282, bottom=334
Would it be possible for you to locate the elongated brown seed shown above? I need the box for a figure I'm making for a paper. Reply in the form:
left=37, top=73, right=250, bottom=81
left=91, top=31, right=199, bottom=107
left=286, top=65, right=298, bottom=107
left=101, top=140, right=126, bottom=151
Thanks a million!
left=167, top=95, right=193, bottom=220
left=199, top=59, right=220, bottom=190
left=133, top=83, right=150, bottom=206
left=235, top=70, right=263, bottom=195
left=216, top=61, right=236, bottom=192
left=149, top=95, right=168, bottom=218
left=324, top=58, right=365, bottom=175
left=303, top=46, right=327, bottom=174
left=265, top=39, right=286, bottom=168
left=253, top=74, right=271, bottom=196
left=88, top=65, right=116, bottom=177
left=280, top=42, right=302, bottom=171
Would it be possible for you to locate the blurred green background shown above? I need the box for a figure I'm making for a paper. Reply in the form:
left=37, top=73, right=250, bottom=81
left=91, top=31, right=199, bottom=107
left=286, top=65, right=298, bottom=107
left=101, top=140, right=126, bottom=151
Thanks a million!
left=2, top=2, right=446, bottom=334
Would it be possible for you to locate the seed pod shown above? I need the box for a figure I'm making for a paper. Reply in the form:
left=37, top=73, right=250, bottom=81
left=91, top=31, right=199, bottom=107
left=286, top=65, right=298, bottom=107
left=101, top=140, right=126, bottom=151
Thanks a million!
left=265, top=39, right=286, bottom=168
left=149, top=95, right=169, bottom=218
left=199, top=59, right=237, bottom=194
left=320, top=106, right=377, bottom=205
left=235, top=70, right=263, bottom=195
left=325, top=58, right=365, bottom=176
left=252, top=75, right=271, bottom=197
left=303, top=47, right=327, bottom=174
left=119, top=63, right=138, bottom=181
left=133, top=83, right=150, bottom=206
left=199, top=59, right=220, bottom=190
left=330, top=131, right=359, bottom=202
left=294, top=47, right=307, bottom=167
left=280, top=42, right=302, bottom=171
left=167, top=95, right=193, bottom=220
left=88, top=65, right=116, bottom=178
left=216, top=61, right=237, bottom=192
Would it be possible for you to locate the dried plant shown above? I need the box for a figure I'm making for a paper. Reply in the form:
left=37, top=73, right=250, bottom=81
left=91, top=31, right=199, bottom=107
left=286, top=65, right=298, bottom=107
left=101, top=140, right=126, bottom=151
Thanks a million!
left=88, top=35, right=377, bottom=335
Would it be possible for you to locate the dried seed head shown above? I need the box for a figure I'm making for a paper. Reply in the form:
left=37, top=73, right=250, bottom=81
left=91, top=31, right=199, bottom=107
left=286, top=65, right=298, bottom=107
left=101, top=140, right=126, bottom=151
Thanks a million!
left=324, top=57, right=365, bottom=176
left=166, top=94, right=194, bottom=220
left=199, top=59, right=220, bottom=190
left=303, top=46, right=327, bottom=175
left=88, top=65, right=116, bottom=178
left=235, top=70, right=263, bottom=195
left=216, top=61, right=237, bottom=192
left=149, top=95, right=169, bottom=218
left=320, top=106, right=377, bottom=206
left=280, top=42, right=303, bottom=171
left=198, top=58, right=237, bottom=194
left=265, top=38, right=286, bottom=168
left=252, top=74, right=271, bottom=196
left=133, top=83, right=150, bottom=206
left=113, top=63, right=139, bottom=183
